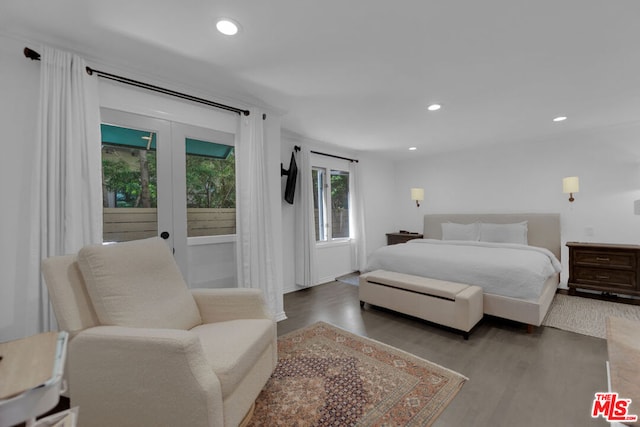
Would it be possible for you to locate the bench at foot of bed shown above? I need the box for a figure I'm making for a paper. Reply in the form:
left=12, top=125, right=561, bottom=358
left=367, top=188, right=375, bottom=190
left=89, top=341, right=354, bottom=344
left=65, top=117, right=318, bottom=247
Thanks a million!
left=359, top=269, right=484, bottom=339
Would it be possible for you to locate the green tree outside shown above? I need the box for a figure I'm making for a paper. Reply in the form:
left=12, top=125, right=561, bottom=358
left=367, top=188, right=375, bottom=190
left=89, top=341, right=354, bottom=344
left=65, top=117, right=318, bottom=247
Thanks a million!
left=102, top=149, right=157, bottom=208
left=102, top=145, right=235, bottom=209
left=185, top=152, right=235, bottom=208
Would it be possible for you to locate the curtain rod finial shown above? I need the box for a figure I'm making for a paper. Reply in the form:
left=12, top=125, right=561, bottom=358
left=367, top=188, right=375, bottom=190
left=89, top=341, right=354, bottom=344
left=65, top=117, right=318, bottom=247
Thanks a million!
left=24, top=47, right=41, bottom=61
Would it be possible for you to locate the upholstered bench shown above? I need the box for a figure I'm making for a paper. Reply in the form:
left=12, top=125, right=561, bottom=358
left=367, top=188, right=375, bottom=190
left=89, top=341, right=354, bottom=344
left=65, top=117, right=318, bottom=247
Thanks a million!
left=359, top=270, right=483, bottom=339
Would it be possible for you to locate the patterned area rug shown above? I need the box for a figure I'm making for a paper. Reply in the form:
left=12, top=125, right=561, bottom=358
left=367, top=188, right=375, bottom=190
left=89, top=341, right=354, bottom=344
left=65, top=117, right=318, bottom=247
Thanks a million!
left=248, top=322, right=467, bottom=427
left=543, top=294, right=640, bottom=339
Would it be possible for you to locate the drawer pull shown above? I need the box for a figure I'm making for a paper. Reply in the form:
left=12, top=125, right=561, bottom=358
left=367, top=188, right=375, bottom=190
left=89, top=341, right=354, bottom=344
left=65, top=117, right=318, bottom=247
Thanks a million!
left=596, top=275, right=610, bottom=280
left=595, top=257, right=610, bottom=262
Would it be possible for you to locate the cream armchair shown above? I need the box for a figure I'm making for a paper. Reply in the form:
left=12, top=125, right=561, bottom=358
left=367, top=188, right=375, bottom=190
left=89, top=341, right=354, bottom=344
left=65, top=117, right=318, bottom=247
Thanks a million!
left=42, top=237, right=277, bottom=427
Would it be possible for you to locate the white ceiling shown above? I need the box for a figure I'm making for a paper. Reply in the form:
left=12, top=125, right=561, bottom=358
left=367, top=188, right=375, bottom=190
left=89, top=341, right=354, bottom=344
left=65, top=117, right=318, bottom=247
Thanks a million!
left=3, top=0, right=640, bottom=158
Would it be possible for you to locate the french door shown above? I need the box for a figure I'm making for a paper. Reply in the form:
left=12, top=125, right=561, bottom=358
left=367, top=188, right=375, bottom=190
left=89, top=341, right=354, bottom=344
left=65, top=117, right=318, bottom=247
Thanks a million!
left=100, top=108, right=236, bottom=277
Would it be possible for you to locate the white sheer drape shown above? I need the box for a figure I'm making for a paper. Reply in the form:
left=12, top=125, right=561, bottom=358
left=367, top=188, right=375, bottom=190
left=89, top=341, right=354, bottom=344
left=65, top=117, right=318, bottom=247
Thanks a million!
left=349, top=161, right=367, bottom=271
left=235, top=110, right=279, bottom=315
left=294, top=146, right=318, bottom=287
left=28, top=46, right=103, bottom=332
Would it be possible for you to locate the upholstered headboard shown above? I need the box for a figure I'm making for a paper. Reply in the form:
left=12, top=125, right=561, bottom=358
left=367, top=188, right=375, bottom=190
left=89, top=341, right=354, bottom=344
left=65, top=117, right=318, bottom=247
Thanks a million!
left=423, top=213, right=561, bottom=260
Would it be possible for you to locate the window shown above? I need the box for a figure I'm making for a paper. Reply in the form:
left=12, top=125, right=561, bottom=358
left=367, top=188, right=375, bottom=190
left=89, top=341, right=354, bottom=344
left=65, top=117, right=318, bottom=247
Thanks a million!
left=101, top=123, right=159, bottom=242
left=184, top=139, right=236, bottom=237
left=312, top=167, right=350, bottom=242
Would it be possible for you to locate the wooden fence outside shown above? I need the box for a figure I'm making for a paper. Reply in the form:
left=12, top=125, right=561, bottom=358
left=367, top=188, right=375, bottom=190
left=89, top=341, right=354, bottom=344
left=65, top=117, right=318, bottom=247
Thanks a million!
left=103, top=208, right=236, bottom=242
left=104, top=207, right=347, bottom=242
left=187, top=208, right=236, bottom=237
left=314, top=208, right=350, bottom=240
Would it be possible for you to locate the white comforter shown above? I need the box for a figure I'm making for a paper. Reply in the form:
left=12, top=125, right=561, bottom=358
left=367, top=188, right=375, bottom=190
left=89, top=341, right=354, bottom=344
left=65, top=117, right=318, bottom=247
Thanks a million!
left=363, top=239, right=562, bottom=301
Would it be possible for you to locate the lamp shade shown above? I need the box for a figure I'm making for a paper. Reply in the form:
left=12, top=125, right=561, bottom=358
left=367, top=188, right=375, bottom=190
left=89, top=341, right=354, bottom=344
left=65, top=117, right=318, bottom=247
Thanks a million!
left=410, top=188, right=424, bottom=201
left=562, top=176, right=579, bottom=194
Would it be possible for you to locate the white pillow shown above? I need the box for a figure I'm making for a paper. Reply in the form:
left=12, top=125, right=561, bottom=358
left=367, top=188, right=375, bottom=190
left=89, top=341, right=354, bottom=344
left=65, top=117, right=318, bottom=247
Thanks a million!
left=479, top=221, right=528, bottom=245
left=441, top=222, right=480, bottom=241
left=78, top=237, right=202, bottom=330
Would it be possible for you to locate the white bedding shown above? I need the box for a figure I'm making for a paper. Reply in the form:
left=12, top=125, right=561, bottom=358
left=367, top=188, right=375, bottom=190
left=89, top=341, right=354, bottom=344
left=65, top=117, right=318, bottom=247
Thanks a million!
left=363, top=239, right=562, bottom=301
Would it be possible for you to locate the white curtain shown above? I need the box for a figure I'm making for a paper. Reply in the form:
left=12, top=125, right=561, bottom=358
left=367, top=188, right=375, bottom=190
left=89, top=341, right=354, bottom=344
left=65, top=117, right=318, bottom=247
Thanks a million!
left=235, top=110, right=279, bottom=315
left=294, top=146, right=318, bottom=287
left=349, top=161, right=367, bottom=271
left=28, top=46, right=103, bottom=332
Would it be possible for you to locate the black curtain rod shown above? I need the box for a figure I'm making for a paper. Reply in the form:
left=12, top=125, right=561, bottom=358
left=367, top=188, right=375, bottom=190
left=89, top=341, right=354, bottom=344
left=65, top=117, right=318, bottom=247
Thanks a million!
left=311, top=150, right=358, bottom=163
left=24, top=47, right=250, bottom=117
left=293, top=145, right=358, bottom=163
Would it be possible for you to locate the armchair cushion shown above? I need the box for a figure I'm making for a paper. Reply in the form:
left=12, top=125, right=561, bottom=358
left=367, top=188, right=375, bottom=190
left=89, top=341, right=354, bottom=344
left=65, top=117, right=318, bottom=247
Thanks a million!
left=191, top=288, right=273, bottom=323
left=69, top=326, right=224, bottom=427
left=191, top=319, right=276, bottom=398
left=77, top=237, right=202, bottom=330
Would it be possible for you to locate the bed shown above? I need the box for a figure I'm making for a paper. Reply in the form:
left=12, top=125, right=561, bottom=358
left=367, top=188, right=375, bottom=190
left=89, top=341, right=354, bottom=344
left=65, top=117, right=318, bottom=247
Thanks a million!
left=363, top=213, right=561, bottom=330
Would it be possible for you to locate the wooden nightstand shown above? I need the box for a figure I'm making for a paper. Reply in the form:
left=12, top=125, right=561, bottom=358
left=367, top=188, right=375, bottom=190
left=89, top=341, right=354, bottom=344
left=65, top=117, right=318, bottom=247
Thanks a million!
left=386, top=232, right=423, bottom=245
left=567, top=242, right=640, bottom=298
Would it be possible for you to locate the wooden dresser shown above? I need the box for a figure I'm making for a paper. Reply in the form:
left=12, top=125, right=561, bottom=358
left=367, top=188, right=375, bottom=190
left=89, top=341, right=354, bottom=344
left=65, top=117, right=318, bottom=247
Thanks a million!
left=567, top=242, right=640, bottom=297
left=386, top=232, right=423, bottom=245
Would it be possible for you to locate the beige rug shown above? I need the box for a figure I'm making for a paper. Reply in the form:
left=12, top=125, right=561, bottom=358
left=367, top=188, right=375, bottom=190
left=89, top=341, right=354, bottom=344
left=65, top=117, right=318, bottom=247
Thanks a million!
left=543, top=294, right=640, bottom=339
left=248, top=321, right=467, bottom=427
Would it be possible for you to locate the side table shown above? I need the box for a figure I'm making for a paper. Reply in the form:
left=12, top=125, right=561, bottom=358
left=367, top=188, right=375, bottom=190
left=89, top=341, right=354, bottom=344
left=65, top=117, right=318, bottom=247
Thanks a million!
left=386, top=232, right=423, bottom=245
left=0, top=331, right=72, bottom=427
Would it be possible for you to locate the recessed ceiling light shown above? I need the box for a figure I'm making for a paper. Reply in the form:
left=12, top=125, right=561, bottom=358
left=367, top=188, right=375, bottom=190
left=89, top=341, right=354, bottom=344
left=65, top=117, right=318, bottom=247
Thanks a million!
left=427, top=104, right=441, bottom=111
left=553, top=116, right=567, bottom=122
left=216, top=19, right=240, bottom=36
left=409, top=147, right=417, bottom=151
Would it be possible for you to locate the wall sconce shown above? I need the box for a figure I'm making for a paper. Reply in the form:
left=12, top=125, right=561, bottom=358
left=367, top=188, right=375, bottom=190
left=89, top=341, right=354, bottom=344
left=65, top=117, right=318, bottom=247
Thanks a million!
left=562, top=176, right=579, bottom=202
left=410, top=188, right=424, bottom=207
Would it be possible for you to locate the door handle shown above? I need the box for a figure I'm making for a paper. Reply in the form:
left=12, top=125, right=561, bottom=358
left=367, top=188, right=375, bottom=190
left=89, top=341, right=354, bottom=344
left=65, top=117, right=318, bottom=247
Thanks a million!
left=160, top=231, right=170, bottom=239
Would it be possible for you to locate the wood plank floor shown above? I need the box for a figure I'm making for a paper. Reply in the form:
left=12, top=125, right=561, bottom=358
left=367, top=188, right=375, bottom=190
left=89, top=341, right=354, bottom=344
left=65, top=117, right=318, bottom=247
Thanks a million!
left=278, top=281, right=609, bottom=427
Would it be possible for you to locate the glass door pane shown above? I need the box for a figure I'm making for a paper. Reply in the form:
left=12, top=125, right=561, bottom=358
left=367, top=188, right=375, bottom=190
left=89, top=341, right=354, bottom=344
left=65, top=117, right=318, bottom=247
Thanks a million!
left=185, top=139, right=236, bottom=237
left=100, top=109, right=174, bottom=262
left=101, top=123, right=158, bottom=242
left=172, top=123, right=236, bottom=239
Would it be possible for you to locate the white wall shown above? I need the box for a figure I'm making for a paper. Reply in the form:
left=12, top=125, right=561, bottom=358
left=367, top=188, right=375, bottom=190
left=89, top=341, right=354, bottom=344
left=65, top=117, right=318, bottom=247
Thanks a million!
left=357, top=152, right=399, bottom=257
left=391, top=125, right=640, bottom=286
left=316, top=243, right=352, bottom=284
